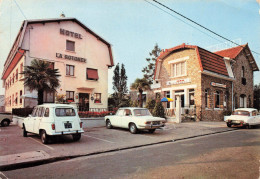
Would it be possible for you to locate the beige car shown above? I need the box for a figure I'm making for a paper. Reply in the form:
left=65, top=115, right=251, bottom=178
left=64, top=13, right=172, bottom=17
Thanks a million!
left=0, top=113, right=13, bottom=127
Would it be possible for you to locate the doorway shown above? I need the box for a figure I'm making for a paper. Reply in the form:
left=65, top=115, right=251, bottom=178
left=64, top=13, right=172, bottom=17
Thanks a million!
left=79, top=93, right=89, bottom=111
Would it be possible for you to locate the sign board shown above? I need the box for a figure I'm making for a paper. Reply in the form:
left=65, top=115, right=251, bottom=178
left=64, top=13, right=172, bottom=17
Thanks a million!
left=56, top=53, right=87, bottom=63
left=211, top=82, right=226, bottom=88
left=167, top=78, right=191, bottom=85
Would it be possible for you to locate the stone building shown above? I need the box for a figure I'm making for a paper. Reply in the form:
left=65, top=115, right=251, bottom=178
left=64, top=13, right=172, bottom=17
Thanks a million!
left=1, top=18, right=114, bottom=112
left=151, top=43, right=258, bottom=121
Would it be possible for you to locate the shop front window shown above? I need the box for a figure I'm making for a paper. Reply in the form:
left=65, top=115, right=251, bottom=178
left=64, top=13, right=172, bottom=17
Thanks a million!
left=189, top=89, right=195, bottom=106
left=214, top=91, right=220, bottom=108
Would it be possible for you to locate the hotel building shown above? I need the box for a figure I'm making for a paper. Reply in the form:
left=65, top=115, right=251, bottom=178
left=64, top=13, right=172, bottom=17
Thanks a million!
left=2, top=18, right=114, bottom=112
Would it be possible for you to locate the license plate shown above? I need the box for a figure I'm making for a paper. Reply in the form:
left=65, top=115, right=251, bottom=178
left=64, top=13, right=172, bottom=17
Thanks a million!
left=64, top=122, right=72, bottom=128
left=232, top=120, right=241, bottom=124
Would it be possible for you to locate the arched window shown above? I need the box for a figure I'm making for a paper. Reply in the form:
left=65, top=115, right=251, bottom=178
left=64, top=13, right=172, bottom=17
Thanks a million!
left=241, top=66, right=245, bottom=78
left=240, top=94, right=246, bottom=108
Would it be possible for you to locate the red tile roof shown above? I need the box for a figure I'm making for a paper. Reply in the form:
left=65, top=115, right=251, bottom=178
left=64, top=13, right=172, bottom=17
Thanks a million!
left=154, top=43, right=229, bottom=79
left=214, top=44, right=246, bottom=59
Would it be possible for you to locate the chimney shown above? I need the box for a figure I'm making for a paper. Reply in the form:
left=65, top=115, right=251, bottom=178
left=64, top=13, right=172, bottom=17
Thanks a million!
left=60, top=12, right=65, bottom=18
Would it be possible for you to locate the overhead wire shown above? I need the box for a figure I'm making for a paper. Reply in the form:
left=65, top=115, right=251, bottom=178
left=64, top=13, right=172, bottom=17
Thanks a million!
left=146, top=0, right=260, bottom=56
left=13, top=0, right=27, bottom=20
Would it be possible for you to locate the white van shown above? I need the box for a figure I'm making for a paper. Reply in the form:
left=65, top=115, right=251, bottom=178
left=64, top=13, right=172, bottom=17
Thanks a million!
left=23, top=104, right=84, bottom=144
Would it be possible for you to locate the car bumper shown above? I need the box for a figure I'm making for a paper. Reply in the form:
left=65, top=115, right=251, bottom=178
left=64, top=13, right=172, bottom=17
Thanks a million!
left=138, top=124, right=165, bottom=130
left=49, top=129, right=84, bottom=135
left=226, top=121, right=249, bottom=127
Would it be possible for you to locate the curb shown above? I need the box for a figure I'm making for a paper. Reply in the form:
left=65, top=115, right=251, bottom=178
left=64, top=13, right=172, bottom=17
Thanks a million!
left=0, top=128, right=239, bottom=171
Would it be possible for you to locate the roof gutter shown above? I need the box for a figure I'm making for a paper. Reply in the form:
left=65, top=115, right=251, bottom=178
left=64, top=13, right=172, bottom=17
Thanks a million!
left=202, top=70, right=235, bottom=81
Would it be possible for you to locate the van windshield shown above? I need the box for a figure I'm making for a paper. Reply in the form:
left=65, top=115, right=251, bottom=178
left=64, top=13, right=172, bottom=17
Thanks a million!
left=55, top=108, right=76, bottom=117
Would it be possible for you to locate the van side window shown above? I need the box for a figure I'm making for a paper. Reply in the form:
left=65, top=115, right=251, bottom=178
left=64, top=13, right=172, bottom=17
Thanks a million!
left=44, top=108, right=49, bottom=117
left=37, top=107, right=44, bottom=117
left=252, top=111, right=256, bottom=116
left=32, top=108, right=38, bottom=117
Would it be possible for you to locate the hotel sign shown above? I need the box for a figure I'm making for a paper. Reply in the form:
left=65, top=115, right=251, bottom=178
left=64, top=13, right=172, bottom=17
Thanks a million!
left=211, top=82, right=226, bottom=88
left=56, top=53, right=87, bottom=63
left=167, top=78, right=191, bottom=85
left=60, top=28, right=82, bottom=39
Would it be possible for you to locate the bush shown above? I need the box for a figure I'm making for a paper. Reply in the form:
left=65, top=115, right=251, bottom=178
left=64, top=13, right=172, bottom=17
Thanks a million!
left=152, top=101, right=165, bottom=118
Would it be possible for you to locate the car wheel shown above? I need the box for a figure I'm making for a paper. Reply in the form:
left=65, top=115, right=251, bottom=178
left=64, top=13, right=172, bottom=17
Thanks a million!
left=226, top=123, right=232, bottom=128
left=148, top=129, right=156, bottom=133
left=129, top=123, right=138, bottom=134
left=1, top=119, right=10, bottom=127
left=72, top=133, right=81, bottom=141
left=106, top=120, right=113, bottom=129
left=23, top=125, right=28, bottom=137
left=40, top=130, right=49, bottom=144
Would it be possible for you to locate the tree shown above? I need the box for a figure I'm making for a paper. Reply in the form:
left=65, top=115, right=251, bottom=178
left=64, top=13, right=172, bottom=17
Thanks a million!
left=153, top=101, right=165, bottom=118
left=142, top=43, right=161, bottom=83
left=130, top=78, right=150, bottom=107
left=254, top=83, right=260, bottom=110
left=21, top=59, right=60, bottom=105
left=112, top=63, right=128, bottom=107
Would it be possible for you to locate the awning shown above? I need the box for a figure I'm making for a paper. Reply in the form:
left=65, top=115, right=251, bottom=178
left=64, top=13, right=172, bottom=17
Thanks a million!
left=161, top=97, right=174, bottom=102
left=87, top=69, right=99, bottom=80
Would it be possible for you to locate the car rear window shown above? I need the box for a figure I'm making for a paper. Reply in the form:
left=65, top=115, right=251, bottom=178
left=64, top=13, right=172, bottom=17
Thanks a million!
left=55, top=108, right=76, bottom=117
left=232, top=110, right=250, bottom=116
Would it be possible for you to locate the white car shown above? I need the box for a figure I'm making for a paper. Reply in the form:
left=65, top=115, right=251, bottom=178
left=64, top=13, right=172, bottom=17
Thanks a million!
left=23, top=104, right=84, bottom=144
left=105, top=107, right=166, bottom=134
left=224, top=108, right=260, bottom=128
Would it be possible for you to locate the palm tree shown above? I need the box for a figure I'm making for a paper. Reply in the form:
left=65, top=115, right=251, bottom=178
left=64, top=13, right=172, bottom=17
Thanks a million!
left=130, top=78, right=150, bottom=107
left=21, top=59, right=60, bottom=105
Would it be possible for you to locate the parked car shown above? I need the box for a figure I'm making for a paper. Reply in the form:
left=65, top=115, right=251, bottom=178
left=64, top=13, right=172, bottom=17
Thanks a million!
left=0, top=113, right=13, bottom=127
left=105, top=107, right=166, bottom=134
left=224, top=108, right=260, bottom=128
left=22, top=104, right=84, bottom=144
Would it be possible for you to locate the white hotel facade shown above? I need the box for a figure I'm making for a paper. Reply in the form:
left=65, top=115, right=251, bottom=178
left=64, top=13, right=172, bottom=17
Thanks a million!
left=2, top=18, right=114, bottom=112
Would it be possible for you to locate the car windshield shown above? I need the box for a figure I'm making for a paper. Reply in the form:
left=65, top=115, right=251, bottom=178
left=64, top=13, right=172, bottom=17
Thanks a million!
left=55, top=108, right=76, bottom=117
left=232, top=110, right=250, bottom=116
left=133, top=109, right=152, bottom=116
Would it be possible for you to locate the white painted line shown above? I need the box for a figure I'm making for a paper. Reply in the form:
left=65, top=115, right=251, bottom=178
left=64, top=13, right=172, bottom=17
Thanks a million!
left=82, top=134, right=115, bottom=144
left=29, top=137, right=54, bottom=150
left=0, top=172, right=8, bottom=179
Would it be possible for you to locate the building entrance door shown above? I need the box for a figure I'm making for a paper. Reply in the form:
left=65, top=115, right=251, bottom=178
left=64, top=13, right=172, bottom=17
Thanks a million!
left=79, top=93, right=89, bottom=111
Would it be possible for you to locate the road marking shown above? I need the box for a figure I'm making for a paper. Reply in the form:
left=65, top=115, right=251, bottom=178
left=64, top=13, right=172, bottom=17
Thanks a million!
left=82, top=134, right=115, bottom=143
left=0, top=172, right=8, bottom=179
left=29, top=137, right=54, bottom=150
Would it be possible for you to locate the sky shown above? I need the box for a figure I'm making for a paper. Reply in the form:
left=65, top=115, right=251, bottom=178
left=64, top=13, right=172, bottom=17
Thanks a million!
left=0, top=0, right=259, bottom=95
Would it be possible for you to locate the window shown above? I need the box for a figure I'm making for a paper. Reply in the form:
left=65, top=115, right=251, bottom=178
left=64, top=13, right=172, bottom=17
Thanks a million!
left=66, top=65, right=75, bottom=76
left=241, top=66, right=245, bottom=78
left=116, top=109, right=124, bottom=116
left=15, top=92, right=18, bottom=105
left=214, top=91, right=220, bottom=108
left=37, top=107, right=44, bottom=117
left=189, top=89, right=195, bottom=106
left=66, top=40, right=75, bottom=51
left=32, top=108, right=38, bottom=117
left=133, top=109, right=152, bottom=116
left=171, top=61, right=186, bottom=77
left=240, top=94, right=247, bottom=108
left=20, top=90, right=23, bottom=104
left=43, top=91, right=55, bottom=103
left=16, top=69, right=18, bottom=81
left=66, top=91, right=74, bottom=102
left=12, top=94, right=14, bottom=106
left=55, top=108, right=76, bottom=117
left=13, top=73, right=15, bottom=83
left=94, top=93, right=101, bottom=103
left=44, top=108, right=49, bottom=117
left=205, top=89, right=209, bottom=108
left=86, top=68, right=99, bottom=80
left=124, top=109, right=132, bottom=116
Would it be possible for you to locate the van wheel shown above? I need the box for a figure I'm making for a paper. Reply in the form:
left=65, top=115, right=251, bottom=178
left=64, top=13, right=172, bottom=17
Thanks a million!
left=40, top=130, right=49, bottom=144
left=23, top=125, right=28, bottom=137
left=129, top=123, right=138, bottom=134
left=72, top=133, right=81, bottom=141
left=1, top=119, right=10, bottom=127
left=226, top=123, right=232, bottom=128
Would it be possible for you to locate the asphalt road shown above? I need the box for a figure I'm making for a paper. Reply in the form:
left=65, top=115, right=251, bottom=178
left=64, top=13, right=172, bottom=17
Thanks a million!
left=2, top=127, right=260, bottom=179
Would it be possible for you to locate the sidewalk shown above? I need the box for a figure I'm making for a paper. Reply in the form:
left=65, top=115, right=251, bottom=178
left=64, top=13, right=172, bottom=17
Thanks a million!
left=0, top=120, right=236, bottom=171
